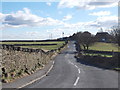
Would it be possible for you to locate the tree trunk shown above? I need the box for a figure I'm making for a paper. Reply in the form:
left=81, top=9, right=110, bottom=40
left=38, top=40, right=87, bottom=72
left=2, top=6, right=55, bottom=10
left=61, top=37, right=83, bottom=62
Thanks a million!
left=86, top=46, right=89, bottom=50
left=82, top=45, right=86, bottom=50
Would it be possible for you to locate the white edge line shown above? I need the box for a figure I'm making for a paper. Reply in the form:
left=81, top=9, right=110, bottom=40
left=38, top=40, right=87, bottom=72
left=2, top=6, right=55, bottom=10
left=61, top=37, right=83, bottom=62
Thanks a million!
left=53, top=61, right=55, bottom=64
left=18, top=74, right=46, bottom=88
left=18, top=61, right=54, bottom=89
left=74, top=77, right=80, bottom=86
left=46, top=65, right=53, bottom=75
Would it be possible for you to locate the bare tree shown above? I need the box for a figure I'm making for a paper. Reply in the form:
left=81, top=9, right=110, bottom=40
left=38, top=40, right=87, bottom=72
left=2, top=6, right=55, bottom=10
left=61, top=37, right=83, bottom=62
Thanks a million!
left=79, top=31, right=95, bottom=50
left=110, top=26, right=120, bottom=46
left=74, top=32, right=82, bottom=52
left=73, top=31, right=95, bottom=51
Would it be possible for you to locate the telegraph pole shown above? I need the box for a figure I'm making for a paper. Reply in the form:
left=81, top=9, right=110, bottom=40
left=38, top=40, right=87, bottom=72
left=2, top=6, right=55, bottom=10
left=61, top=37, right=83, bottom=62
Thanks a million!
left=62, top=32, right=64, bottom=38
left=49, top=33, right=52, bottom=40
left=51, top=33, right=52, bottom=40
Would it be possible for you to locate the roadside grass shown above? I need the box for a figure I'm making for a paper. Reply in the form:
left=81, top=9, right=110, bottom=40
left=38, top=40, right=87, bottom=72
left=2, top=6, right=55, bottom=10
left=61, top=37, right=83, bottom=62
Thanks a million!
left=83, top=53, right=113, bottom=57
left=89, top=42, right=119, bottom=52
left=0, top=41, right=65, bottom=50
left=113, top=68, right=120, bottom=71
left=81, top=42, right=119, bottom=57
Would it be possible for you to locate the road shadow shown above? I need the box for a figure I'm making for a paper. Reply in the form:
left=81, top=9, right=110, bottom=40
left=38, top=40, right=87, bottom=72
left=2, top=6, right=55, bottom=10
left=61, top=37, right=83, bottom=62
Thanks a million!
left=74, top=54, right=119, bottom=70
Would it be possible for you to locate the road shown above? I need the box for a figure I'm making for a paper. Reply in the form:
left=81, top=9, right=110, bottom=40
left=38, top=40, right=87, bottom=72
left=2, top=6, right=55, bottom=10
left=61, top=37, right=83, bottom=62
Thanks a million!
left=24, top=41, right=118, bottom=88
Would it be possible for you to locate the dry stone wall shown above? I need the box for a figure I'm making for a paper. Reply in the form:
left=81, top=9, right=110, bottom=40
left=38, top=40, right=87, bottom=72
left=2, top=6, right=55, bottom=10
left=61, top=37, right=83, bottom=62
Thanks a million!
left=0, top=42, right=67, bottom=83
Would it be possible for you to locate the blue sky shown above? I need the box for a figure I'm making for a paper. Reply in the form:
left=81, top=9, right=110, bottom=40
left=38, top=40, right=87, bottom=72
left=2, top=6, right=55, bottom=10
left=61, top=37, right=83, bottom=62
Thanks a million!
left=0, top=1, right=118, bottom=40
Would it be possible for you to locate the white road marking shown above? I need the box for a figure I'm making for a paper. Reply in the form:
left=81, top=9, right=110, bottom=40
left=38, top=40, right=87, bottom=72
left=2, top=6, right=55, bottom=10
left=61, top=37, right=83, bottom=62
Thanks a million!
left=75, top=65, right=78, bottom=68
left=68, top=61, right=74, bottom=65
left=53, top=61, right=55, bottom=64
left=68, top=61, right=81, bottom=74
left=18, top=61, right=54, bottom=89
left=46, top=65, right=53, bottom=75
left=68, top=60, right=81, bottom=86
left=18, top=74, right=46, bottom=88
left=71, top=63, right=74, bottom=65
left=78, top=69, right=81, bottom=74
left=74, top=77, right=80, bottom=86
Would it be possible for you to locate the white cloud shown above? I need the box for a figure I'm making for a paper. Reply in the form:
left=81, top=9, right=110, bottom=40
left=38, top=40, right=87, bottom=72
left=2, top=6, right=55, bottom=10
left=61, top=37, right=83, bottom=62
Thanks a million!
left=61, top=15, right=118, bottom=33
left=0, top=13, right=6, bottom=22
left=46, top=2, right=51, bottom=6
left=0, top=7, right=118, bottom=39
left=96, top=15, right=118, bottom=27
left=84, top=15, right=118, bottom=29
left=1, top=8, right=118, bottom=32
left=58, top=0, right=119, bottom=10
left=46, top=27, right=77, bottom=38
left=23, top=8, right=31, bottom=14
left=67, top=15, right=117, bottom=33
left=1, top=8, right=118, bottom=33
left=1, top=8, right=63, bottom=28
left=63, top=14, right=72, bottom=21
left=26, top=31, right=38, bottom=36
left=89, top=11, right=111, bottom=16
left=58, top=0, right=81, bottom=8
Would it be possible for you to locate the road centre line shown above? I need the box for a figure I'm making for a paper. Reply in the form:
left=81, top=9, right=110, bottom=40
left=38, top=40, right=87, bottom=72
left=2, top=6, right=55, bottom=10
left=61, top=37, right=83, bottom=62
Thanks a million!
left=68, top=60, right=81, bottom=86
left=68, top=61, right=81, bottom=74
left=74, top=77, right=80, bottom=86
left=78, top=69, right=81, bottom=74
left=67, top=59, right=81, bottom=86
left=75, top=65, right=78, bottom=68
left=68, top=61, right=74, bottom=65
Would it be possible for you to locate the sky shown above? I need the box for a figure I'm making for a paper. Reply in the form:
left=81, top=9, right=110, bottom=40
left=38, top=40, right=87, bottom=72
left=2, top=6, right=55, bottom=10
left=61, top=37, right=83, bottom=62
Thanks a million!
left=0, top=0, right=119, bottom=40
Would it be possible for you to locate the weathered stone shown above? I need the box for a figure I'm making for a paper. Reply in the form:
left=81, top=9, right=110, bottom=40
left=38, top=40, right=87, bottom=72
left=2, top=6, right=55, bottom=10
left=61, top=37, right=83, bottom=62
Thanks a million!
left=1, top=43, right=67, bottom=83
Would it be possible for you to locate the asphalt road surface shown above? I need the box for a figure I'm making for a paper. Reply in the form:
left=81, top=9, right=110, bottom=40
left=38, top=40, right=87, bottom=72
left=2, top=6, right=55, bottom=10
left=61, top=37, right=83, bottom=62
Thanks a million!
left=24, top=41, right=118, bottom=88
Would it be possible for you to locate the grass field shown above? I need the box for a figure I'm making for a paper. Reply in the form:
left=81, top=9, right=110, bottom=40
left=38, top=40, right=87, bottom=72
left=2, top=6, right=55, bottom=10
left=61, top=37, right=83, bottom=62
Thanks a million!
left=81, top=42, right=119, bottom=57
left=83, top=53, right=113, bottom=57
left=20, top=44, right=64, bottom=50
left=89, top=42, right=119, bottom=52
left=0, top=41, right=65, bottom=51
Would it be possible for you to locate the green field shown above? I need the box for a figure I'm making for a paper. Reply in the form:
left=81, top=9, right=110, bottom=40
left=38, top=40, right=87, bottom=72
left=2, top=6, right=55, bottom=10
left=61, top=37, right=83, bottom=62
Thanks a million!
left=83, top=53, right=113, bottom=57
left=89, top=42, right=119, bottom=52
left=1, top=41, right=65, bottom=51
left=81, top=42, right=119, bottom=57
left=20, top=44, right=64, bottom=51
